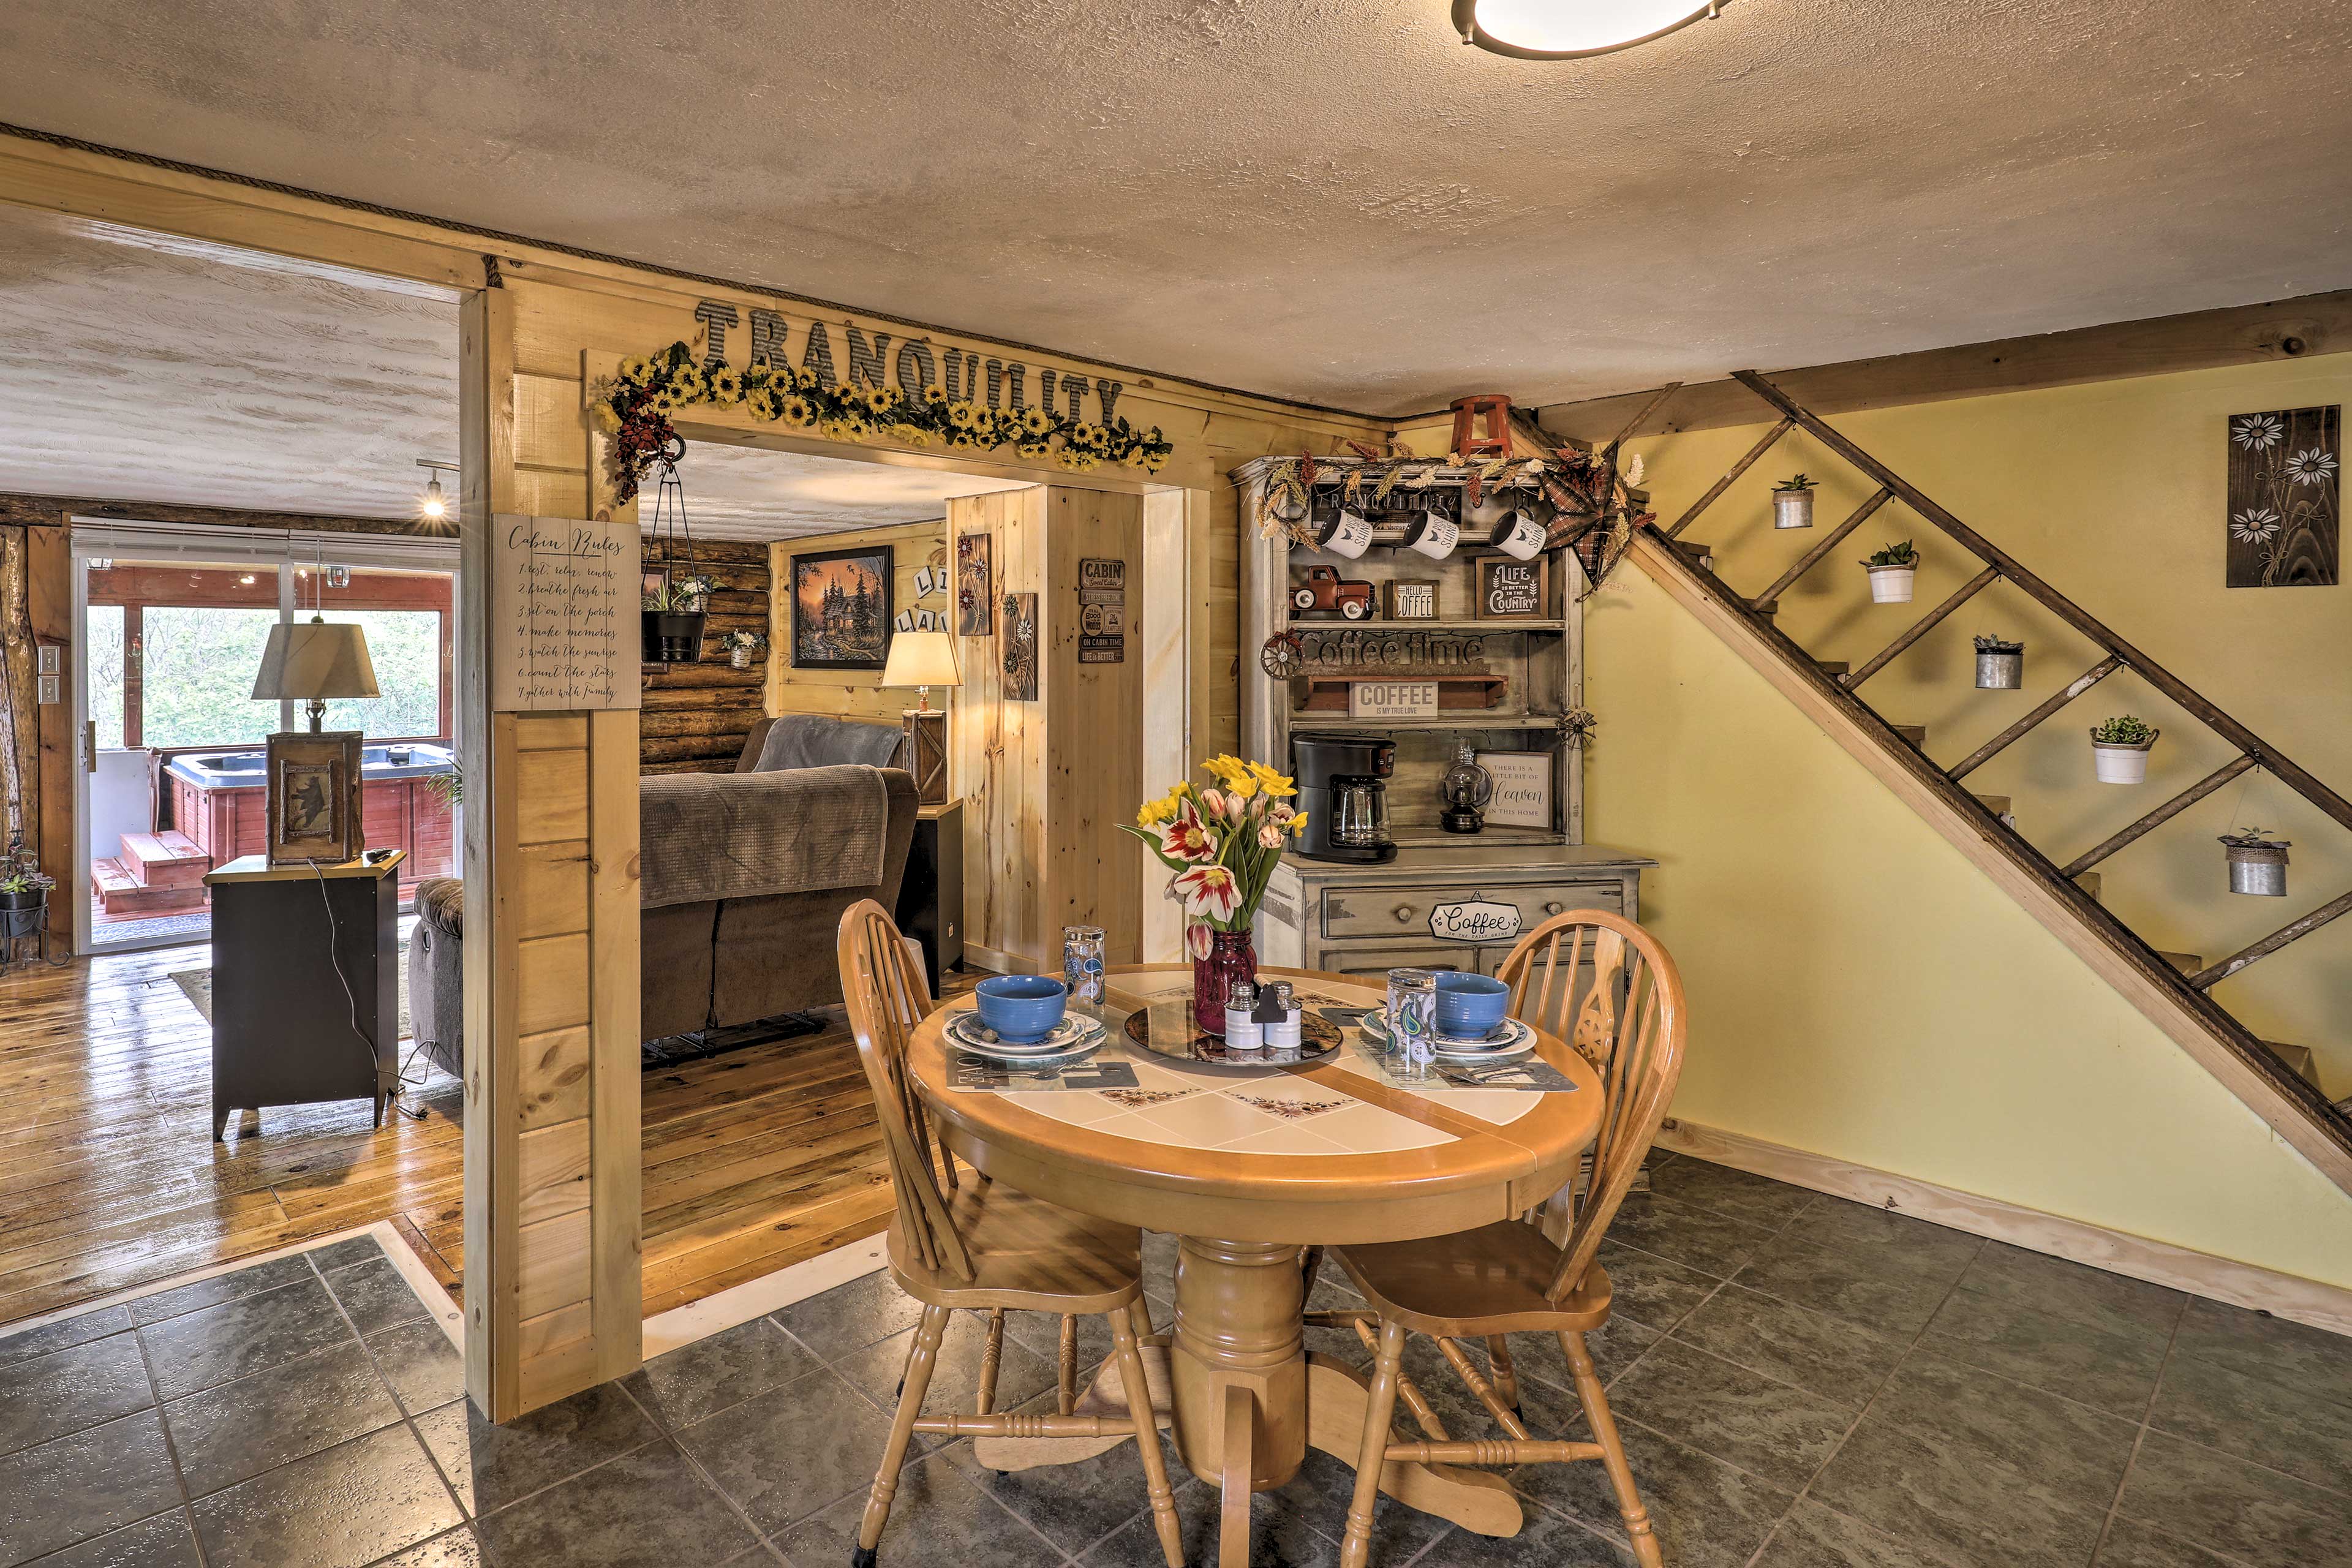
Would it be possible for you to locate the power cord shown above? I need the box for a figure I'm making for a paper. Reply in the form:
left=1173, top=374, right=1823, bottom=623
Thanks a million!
left=305, top=858, right=432, bottom=1123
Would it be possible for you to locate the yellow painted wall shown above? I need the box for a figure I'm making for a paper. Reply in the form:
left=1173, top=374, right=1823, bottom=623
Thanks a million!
left=1585, top=358, right=2352, bottom=1289
left=1622, top=356, right=2352, bottom=1093
left=766, top=519, right=952, bottom=722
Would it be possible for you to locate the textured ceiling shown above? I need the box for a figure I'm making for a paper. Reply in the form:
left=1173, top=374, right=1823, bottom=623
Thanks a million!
left=5, top=1, right=2350, bottom=416
left=659, top=444, right=1032, bottom=542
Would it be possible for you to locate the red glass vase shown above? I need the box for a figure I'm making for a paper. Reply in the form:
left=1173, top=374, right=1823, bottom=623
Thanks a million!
left=1193, top=929, right=1257, bottom=1036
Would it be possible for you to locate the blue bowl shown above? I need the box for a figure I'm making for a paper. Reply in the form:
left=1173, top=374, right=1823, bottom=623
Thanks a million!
left=1434, top=973, right=1510, bottom=1039
left=974, top=974, right=1069, bottom=1042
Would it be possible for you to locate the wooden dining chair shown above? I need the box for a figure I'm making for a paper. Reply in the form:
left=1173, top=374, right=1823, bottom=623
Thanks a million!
left=835, top=900, right=1183, bottom=1568
left=1327, top=910, right=1687, bottom=1568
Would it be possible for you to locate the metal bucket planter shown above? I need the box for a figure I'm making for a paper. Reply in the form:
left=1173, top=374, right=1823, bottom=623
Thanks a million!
left=1774, top=488, right=1815, bottom=529
left=2091, top=733, right=2157, bottom=784
left=1867, top=565, right=1917, bottom=604
left=2221, top=836, right=2289, bottom=897
left=727, top=644, right=756, bottom=671
left=1975, top=642, right=2025, bottom=689
left=643, top=610, right=706, bottom=664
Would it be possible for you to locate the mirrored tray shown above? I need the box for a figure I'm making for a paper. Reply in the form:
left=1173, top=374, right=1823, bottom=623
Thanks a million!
left=1123, top=1000, right=1342, bottom=1067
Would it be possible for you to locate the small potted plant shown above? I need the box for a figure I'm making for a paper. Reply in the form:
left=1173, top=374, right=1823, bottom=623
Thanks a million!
left=715, top=628, right=766, bottom=671
left=671, top=572, right=718, bottom=612
left=2217, top=828, right=2290, bottom=897
left=642, top=576, right=708, bottom=664
left=1773, top=473, right=1817, bottom=530
left=1860, top=540, right=1920, bottom=603
left=1973, top=635, right=2025, bottom=690
left=2089, top=715, right=2159, bottom=784
left=0, top=862, right=55, bottom=940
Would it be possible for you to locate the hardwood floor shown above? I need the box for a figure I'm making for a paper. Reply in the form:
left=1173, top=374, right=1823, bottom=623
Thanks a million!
left=0, top=940, right=937, bottom=1330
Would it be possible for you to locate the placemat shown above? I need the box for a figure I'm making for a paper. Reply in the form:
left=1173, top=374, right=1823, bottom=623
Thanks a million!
left=948, top=1057, right=1142, bottom=1091
left=1341, top=1034, right=1578, bottom=1093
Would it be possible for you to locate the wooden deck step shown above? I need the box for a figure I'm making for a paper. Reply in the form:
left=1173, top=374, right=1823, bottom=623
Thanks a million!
left=1891, top=723, right=1927, bottom=747
left=1972, top=793, right=2015, bottom=826
left=2265, top=1041, right=2320, bottom=1087
left=92, top=857, right=206, bottom=915
left=119, top=830, right=208, bottom=889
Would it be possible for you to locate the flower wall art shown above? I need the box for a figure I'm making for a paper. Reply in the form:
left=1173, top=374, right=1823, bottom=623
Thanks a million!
left=2227, top=405, right=2339, bottom=587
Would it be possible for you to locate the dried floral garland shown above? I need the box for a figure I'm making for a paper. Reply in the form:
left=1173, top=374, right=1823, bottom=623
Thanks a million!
left=594, top=341, right=1174, bottom=505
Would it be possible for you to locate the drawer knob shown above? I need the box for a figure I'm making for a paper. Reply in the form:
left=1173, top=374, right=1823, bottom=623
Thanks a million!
left=1394, top=905, right=1414, bottom=924
left=1544, top=902, right=1564, bottom=916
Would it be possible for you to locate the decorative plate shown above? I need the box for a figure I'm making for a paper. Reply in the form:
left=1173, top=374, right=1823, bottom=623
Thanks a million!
left=946, top=1012, right=1107, bottom=1058
left=1122, top=1003, right=1341, bottom=1067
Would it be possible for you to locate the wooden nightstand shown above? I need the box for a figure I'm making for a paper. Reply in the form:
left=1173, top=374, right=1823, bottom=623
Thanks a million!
left=897, top=799, right=965, bottom=994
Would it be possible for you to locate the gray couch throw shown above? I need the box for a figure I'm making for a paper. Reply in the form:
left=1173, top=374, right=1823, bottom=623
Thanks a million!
left=752, top=713, right=908, bottom=773
left=639, top=764, right=889, bottom=910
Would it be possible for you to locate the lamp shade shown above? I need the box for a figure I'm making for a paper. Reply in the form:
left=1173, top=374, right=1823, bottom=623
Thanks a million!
left=880, top=630, right=962, bottom=691
left=251, top=620, right=380, bottom=701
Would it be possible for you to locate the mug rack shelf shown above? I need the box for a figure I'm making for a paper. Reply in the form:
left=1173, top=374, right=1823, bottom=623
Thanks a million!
left=1234, top=454, right=1587, bottom=846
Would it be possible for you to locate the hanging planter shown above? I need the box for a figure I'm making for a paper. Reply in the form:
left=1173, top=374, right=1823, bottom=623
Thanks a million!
left=2218, top=829, right=2290, bottom=897
left=640, top=451, right=709, bottom=665
left=1773, top=473, right=1817, bottom=530
left=1861, top=540, right=1920, bottom=603
left=1973, top=635, right=2025, bottom=690
left=2089, top=715, right=2159, bottom=784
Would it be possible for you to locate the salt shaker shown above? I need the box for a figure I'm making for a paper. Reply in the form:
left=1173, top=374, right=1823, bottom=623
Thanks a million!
left=1264, top=981, right=1303, bottom=1050
left=1222, top=980, right=1263, bottom=1050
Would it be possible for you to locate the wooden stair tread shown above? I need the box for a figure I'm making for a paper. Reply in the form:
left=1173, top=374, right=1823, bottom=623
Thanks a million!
left=2074, top=872, right=2101, bottom=900
left=119, top=831, right=209, bottom=888
left=2157, top=951, right=2204, bottom=974
left=1891, top=724, right=1928, bottom=746
left=1972, top=794, right=2015, bottom=824
left=1814, top=660, right=1850, bottom=677
left=2264, top=1041, right=2320, bottom=1085
left=91, top=856, right=135, bottom=894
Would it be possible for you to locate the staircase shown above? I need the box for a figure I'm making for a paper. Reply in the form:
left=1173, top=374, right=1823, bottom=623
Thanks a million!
left=91, top=829, right=208, bottom=917
left=1594, top=371, right=2352, bottom=1189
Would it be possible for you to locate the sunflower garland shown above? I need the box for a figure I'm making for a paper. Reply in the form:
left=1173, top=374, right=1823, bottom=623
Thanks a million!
left=595, top=340, right=1174, bottom=504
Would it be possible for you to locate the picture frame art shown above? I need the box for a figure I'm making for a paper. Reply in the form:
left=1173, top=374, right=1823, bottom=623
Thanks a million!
left=265, top=729, right=365, bottom=866
left=956, top=532, right=994, bottom=636
left=790, top=544, right=895, bottom=669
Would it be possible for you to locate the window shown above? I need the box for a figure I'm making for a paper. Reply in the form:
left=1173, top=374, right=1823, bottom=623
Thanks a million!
left=317, top=609, right=442, bottom=737
left=85, top=605, right=126, bottom=748
left=139, top=606, right=284, bottom=750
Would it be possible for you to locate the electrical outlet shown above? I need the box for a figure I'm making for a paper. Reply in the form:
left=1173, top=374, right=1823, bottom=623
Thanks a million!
left=37, top=674, right=61, bottom=704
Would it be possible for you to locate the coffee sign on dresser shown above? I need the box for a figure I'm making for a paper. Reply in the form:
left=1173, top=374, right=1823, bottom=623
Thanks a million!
left=1428, top=899, right=1523, bottom=942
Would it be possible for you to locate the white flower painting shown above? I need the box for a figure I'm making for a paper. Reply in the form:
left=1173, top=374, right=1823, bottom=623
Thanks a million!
left=2226, top=405, right=2339, bottom=587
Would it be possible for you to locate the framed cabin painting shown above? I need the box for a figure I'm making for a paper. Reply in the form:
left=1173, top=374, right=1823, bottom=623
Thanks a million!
left=790, top=544, right=894, bottom=669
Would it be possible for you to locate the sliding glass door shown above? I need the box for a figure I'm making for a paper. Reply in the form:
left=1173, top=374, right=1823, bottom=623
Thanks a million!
left=72, top=524, right=459, bottom=954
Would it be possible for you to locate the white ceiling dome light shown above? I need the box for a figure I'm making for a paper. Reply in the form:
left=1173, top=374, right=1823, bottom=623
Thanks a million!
left=1452, top=0, right=1729, bottom=58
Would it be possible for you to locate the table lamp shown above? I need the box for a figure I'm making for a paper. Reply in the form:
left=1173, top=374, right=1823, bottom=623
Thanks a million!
left=880, top=628, right=960, bottom=804
left=253, top=615, right=379, bottom=865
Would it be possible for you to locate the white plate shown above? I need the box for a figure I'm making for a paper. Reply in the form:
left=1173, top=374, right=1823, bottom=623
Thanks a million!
left=947, top=1012, right=1106, bottom=1058
left=1362, top=1012, right=1536, bottom=1056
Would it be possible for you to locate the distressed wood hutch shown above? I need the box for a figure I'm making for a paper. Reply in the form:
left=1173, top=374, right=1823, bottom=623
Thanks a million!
left=1234, top=454, right=1651, bottom=973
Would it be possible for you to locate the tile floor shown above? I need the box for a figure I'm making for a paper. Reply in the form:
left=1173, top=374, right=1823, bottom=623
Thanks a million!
left=2, top=1155, right=2348, bottom=1567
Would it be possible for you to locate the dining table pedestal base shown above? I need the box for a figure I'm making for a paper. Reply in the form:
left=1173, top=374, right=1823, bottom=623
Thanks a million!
left=973, top=1232, right=1523, bottom=1564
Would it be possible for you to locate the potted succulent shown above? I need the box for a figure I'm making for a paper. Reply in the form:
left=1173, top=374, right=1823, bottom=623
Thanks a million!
left=1860, top=540, right=1920, bottom=603
left=2218, top=828, right=2290, bottom=897
left=1973, top=635, right=2025, bottom=690
left=0, top=862, right=55, bottom=940
left=2089, top=715, right=2160, bottom=783
left=1773, top=473, right=1817, bottom=530
left=715, top=628, right=766, bottom=671
left=641, top=576, right=708, bottom=664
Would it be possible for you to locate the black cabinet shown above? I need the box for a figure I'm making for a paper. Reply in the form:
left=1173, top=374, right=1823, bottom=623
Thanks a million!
left=895, top=799, right=964, bottom=995
left=204, top=852, right=401, bottom=1140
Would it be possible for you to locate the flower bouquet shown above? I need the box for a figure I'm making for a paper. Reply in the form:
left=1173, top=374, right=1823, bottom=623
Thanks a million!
left=1121, top=756, right=1308, bottom=1034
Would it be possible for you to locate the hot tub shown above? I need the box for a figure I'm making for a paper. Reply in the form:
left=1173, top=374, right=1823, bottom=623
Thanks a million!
left=166, top=742, right=458, bottom=878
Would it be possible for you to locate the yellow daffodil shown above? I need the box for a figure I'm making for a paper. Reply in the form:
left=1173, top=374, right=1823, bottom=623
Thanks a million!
left=1248, top=761, right=1297, bottom=799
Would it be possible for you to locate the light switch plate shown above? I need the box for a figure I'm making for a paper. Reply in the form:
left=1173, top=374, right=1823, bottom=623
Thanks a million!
left=36, top=646, right=60, bottom=674
left=37, top=674, right=61, bottom=704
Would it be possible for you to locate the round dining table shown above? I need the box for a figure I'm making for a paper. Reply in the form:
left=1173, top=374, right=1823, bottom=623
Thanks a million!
left=907, top=964, right=1604, bottom=1566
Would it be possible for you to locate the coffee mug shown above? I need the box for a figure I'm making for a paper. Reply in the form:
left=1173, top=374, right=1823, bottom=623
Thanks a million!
left=1403, top=513, right=1459, bottom=560
left=1490, top=508, right=1548, bottom=560
left=1315, top=508, right=1373, bottom=559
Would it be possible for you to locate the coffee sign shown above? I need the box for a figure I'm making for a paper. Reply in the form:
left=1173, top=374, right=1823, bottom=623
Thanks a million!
left=1429, top=900, right=1523, bottom=943
left=1349, top=679, right=1439, bottom=718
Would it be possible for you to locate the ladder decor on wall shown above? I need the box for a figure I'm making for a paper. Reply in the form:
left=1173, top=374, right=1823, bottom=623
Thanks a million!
left=1631, top=371, right=2352, bottom=1187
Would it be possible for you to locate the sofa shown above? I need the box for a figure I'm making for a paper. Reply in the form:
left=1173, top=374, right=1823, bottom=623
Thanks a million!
left=409, top=715, right=918, bottom=1074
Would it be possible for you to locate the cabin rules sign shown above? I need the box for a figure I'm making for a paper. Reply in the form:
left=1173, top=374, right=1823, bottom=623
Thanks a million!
left=491, top=513, right=641, bottom=712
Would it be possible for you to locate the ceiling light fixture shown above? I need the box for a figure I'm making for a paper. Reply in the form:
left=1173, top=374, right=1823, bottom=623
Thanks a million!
left=415, top=458, right=459, bottom=530
left=1452, top=0, right=1727, bottom=58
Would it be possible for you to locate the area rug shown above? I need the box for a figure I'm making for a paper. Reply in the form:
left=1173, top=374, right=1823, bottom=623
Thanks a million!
left=170, top=943, right=413, bottom=1041
left=640, top=1011, right=827, bottom=1069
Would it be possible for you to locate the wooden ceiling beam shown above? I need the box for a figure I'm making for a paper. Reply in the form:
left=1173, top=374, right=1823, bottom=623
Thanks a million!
left=1534, top=289, right=2352, bottom=444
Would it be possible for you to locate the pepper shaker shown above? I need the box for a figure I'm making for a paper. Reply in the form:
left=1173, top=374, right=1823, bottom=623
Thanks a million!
left=1223, top=980, right=1263, bottom=1050
left=1264, top=981, right=1303, bottom=1050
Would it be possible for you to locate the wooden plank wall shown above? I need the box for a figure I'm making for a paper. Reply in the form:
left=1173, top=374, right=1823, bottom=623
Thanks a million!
left=1042, top=488, right=1145, bottom=964
left=0, top=524, right=32, bottom=856
left=642, top=537, right=769, bottom=775
left=947, top=488, right=1047, bottom=968
left=766, top=519, right=951, bottom=724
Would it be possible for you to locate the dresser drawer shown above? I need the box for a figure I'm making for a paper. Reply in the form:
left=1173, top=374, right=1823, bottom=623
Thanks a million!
left=1319, top=881, right=1625, bottom=941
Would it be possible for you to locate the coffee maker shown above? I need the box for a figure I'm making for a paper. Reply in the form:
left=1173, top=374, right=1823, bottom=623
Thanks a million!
left=1292, top=733, right=1398, bottom=864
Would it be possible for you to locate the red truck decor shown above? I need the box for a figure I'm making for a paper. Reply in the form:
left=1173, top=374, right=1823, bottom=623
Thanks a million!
left=1290, top=564, right=1376, bottom=620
